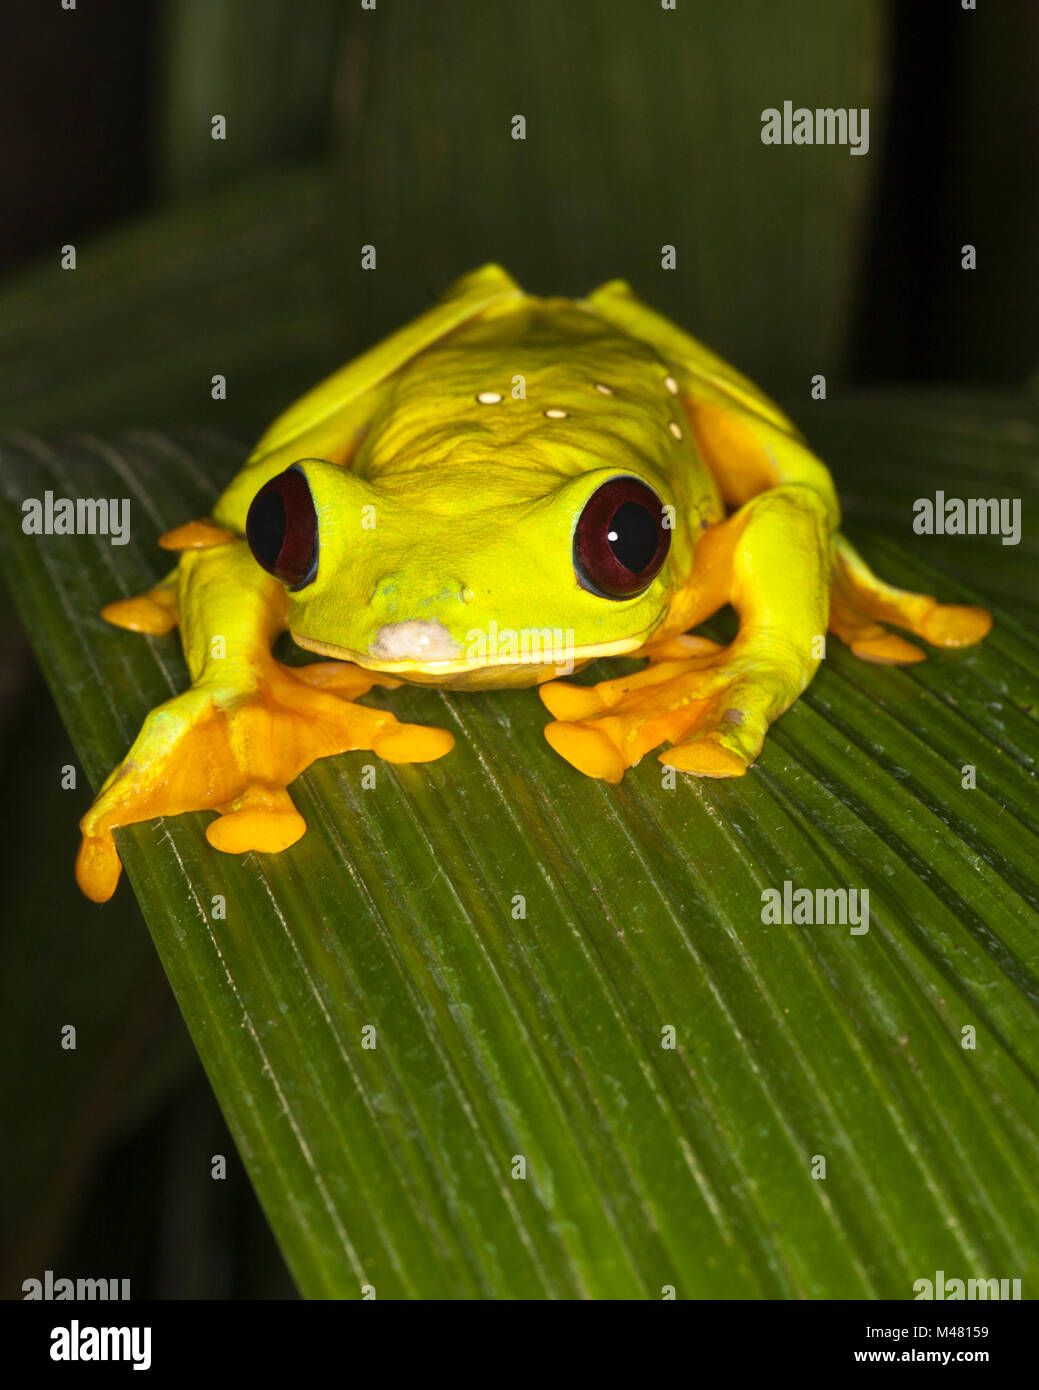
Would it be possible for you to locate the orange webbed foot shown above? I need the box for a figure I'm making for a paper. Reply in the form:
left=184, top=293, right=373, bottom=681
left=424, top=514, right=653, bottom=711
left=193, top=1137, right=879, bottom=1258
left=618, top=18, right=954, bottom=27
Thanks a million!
left=76, top=659, right=454, bottom=901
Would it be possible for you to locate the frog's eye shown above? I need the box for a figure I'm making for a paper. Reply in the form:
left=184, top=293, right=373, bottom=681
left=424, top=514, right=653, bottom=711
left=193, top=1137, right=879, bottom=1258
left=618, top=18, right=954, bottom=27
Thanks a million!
left=573, top=476, right=670, bottom=599
left=246, top=465, right=319, bottom=590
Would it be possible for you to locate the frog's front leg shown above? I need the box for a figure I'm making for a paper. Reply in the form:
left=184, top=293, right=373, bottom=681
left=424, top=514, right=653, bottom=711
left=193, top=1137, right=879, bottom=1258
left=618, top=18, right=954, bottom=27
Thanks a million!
left=77, top=539, right=454, bottom=902
left=540, top=486, right=830, bottom=782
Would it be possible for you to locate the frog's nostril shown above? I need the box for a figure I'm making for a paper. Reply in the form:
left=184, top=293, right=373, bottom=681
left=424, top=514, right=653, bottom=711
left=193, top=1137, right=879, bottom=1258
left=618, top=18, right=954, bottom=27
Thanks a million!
left=370, top=620, right=461, bottom=662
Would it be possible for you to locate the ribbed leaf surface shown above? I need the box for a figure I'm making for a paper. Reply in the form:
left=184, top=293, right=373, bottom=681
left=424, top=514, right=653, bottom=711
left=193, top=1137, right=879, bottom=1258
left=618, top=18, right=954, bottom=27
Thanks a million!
left=1, top=395, right=1036, bottom=1297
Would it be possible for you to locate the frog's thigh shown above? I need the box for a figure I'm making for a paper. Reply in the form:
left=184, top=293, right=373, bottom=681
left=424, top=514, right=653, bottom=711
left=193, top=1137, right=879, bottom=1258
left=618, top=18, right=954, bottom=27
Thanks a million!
left=829, top=533, right=991, bottom=663
left=686, top=397, right=839, bottom=524
left=541, top=486, right=830, bottom=782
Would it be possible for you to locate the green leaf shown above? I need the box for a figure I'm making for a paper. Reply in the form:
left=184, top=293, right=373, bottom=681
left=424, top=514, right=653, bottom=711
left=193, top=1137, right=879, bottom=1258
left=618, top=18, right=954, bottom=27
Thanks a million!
left=0, top=165, right=345, bottom=438
left=1, top=392, right=1037, bottom=1298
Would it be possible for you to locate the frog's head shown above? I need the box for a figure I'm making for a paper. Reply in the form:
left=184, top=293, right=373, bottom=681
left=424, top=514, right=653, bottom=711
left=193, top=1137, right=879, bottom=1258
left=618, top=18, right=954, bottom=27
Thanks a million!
left=245, top=459, right=688, bottom=688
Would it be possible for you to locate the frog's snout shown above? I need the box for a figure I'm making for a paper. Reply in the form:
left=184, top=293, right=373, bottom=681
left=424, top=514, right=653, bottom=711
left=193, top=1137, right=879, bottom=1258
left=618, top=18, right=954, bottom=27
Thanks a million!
left=369, top=620, right=462, bottom=662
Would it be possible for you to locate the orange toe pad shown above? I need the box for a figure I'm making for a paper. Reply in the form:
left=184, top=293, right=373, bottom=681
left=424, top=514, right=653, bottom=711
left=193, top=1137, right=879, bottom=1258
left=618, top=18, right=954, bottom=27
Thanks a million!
left=75, top=834, right=124, bottom=903
left=544, top=721, right=626, bottom=782
left=850, top=633, right=926, bottom=664
left=663, top=740, right=749, bottom=778
left=373, top=724, right=455, bottom=763
left=206, top=804, right=306, bottom=854
left=920, top=604, right=992, bottom=648
left=101, top=594, right=178, bottom=635
left=158, top=519, right=236, bottom=551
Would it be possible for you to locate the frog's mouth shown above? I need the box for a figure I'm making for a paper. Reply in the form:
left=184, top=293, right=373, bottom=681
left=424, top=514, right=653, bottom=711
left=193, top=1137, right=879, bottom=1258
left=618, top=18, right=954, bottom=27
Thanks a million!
left=290, top=627, right=645, bottom=689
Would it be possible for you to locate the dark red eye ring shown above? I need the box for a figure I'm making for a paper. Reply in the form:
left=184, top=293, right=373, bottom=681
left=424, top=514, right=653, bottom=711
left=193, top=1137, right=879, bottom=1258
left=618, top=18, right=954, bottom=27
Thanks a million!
left=246, top=465, right=319, bottom=590
left=573, top=476, right=671, bottom=599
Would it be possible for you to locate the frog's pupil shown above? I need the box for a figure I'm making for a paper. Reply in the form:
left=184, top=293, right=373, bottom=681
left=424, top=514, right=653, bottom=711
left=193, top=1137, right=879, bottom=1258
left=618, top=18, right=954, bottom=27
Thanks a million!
left=246, top=465, right=319, bottom=589
left=608, top=501, right=658, bottom=574
left=248, top=489, right=286, bottom=571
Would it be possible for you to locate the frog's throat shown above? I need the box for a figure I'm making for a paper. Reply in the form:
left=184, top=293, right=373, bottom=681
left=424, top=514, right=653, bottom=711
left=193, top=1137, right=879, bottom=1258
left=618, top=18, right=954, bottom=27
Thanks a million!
left=290, top=630, right=644, bottom=688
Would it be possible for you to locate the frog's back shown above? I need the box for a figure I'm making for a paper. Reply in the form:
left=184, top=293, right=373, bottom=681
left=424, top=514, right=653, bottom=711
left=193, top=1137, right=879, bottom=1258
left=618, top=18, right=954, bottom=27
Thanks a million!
left=215, top=265, right=760, bottom=530
left=354, top=296, right=707, bottom=509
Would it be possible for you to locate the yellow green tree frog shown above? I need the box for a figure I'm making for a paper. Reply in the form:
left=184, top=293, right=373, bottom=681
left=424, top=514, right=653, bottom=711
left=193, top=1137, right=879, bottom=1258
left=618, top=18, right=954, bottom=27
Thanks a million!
left=76, top=264, right=991, bottom=901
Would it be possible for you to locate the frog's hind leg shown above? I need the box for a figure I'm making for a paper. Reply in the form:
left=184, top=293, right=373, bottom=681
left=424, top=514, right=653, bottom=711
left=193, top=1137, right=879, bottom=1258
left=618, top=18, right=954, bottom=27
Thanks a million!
left=829, top=533, right=991, bottom=664
left=77, top=540, right=454, bottom=902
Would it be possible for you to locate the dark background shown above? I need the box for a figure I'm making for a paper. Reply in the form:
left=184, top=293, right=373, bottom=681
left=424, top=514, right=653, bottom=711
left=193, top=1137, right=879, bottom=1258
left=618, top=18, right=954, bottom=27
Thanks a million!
left=1, top=0, right=1034, bottom=1298
left=3, top=1, right=1036, bottom=383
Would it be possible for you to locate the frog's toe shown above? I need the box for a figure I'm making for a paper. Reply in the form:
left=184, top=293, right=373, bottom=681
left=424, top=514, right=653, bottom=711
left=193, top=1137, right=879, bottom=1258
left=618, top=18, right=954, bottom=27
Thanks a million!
left=543, top=719, right=626, bottom=782
left=76, top=832, right=123, bottom=904
left=830, top=596, right=927, bottom=665
left=849, top=630, right=927, bottom=665
left=101, top=577, right=179, bottom=635
left=640, top=634, right=726, bottom=663
left=545, top=689, right=755, bottom=783
left=661, top=677, right=771, bottom=776
left=279, top=662, right=452, bottom=761
left=158, top=519, right=236, bottom=551
left=539, top=680, right=609, bottom=721
left=662, top=738, right=751, bottom=778
left=539, top=654, right=717, bottom=723
left=205, top=788, right=306, bottom=854
left=289, top=660, right=402, bottom=697
left=372, top=723, right=456, bottom=763
left=101, top=594, right=178, bottom=635
left=836, top=607, right=987, bottom=665
left=918, top=603, right=992, bottom=648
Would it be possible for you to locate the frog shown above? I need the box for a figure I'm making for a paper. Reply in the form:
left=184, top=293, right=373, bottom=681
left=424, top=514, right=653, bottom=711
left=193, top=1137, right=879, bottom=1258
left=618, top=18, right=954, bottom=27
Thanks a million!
left=75, top=263, right=992, bottom=902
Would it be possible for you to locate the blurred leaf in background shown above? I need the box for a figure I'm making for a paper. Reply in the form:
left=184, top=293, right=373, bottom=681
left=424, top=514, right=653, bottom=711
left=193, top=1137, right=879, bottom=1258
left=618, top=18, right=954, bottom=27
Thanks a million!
left=0, top=166, right=343, bottom=438
left=336, top=0, right=886, bottom=392
left=155, top=0, right=345, bottom=200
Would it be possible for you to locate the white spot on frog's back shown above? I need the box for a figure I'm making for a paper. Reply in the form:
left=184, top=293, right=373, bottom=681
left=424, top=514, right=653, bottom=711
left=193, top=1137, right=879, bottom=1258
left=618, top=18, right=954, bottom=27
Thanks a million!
left=668, top=421, right=683, bottom=440
left=594, top=383, right=614, bottom=395
left=370, top=620, right=462, bottom=662
left=664, top=375, right=679, bottom=395
left=476, top=391, right=503, bottom=404
left=544, top=408, right=568, bottom=419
